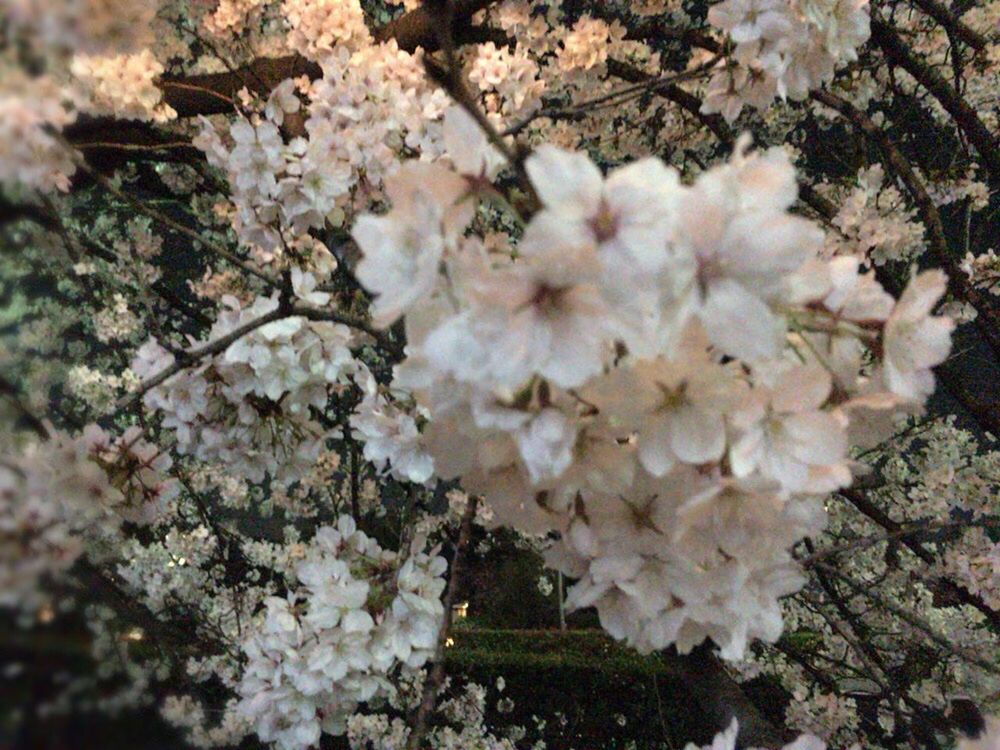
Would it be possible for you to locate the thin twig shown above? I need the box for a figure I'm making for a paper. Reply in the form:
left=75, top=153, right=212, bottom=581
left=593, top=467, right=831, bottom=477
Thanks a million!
left=422, top=0, right=540, bottom=214
left=812, top=89, right=1000, bottom=364
left=869, top=17, right=1000, bottom=181
left=157, top=81, right=238, bottom=108
left=73, top=141, right=195, bottom=152
left=815, top=563, right=1000, bottom=676
left=801, top=517, right=1000, bottom=567
left=54, top=132, right=279, bottom=288
left=909, top=0, right=989, bottom=49
left=502, top=61, right=719, bottom=137
left=406, top=495, right=479, bottom=750
left=116, top=302, right=383, bottom=410
left=116, top=305, right=287, bottom=410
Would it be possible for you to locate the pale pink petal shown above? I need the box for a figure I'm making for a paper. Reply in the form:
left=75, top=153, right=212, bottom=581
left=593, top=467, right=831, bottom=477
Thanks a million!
left=700, top=278, right=783, bottom=361
left=671, top=406, right=726, bottom=464
left=772, top=365, right=832, bottom=413
left=781, top=411, right=846, bottom=465
left=638, top=417, right=678, bottom=477
left=524, top=144, right=603, bottom=214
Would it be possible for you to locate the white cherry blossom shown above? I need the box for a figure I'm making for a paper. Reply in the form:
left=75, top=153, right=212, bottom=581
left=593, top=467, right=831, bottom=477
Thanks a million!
left=882, top=270, right=955, bottom=402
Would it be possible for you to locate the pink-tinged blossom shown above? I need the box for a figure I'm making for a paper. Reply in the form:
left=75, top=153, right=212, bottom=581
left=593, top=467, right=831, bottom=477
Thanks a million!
left=708, top=0, right=794, bottom=44
left=237, top=517, right=446, bottom=750
left=702, top=0, right=870, bottom=121
left=133, top=287, right=356, bottom=487
left=0, top=425, right=176, bottom=618
left=350, top=389, right=435, bottom=485
left=424, top=251, right=613, bottom=390
left=729, top=365, right=850, bottom=493
left=882, top=270, right=955, bottom=402
left=672, top=141, right=823, bottom=361
left=524, top=145, right=682, bottom=273
left=347, top=130, right=955, bottom=663
left=353, top=162, right=470, bottom=328
left=441, top=105, right=505, bottom=181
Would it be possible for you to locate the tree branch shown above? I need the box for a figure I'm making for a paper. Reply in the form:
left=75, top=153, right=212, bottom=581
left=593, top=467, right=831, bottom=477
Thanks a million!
left=907, top=0, right=988, bottom=52
left=116, top=302, right=380, bottom=411
left=801, top=516, right=1000, bottom=567
left=838, top=486, right=1000, bottom=630
left=63, top=1, right=504, bottom=152
left=870, top=17, right=1000, bottom=181
left=406, top=495, right=480, bottom=750
left=815, top=562, right=1000, bottom=677
left=812, top=89, right=1000, bottom=363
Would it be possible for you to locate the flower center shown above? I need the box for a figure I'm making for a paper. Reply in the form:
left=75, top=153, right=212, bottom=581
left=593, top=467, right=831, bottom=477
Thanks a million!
left=529, top=283, right=571, bottom=313
left=589, top=200, right=620, bottom=244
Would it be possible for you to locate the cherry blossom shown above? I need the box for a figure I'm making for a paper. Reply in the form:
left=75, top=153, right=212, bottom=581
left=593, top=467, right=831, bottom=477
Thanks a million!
left=0, top=2, right=990, bottom=748
left=703, top=0, right=871, bottom=120
left=347, top=128, right=954, bottom=662
left=237, top=516, right=446, bottom=749
left=882, top=270, right=955, bottom=402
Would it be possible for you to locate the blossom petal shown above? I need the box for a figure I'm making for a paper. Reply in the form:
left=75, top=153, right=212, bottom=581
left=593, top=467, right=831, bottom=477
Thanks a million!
left=700, top=279, right=783, bottom=361
left=525, top=145, right=603, bottom=214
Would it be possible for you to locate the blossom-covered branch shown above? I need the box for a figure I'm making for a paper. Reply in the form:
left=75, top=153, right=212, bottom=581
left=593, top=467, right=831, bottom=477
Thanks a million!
left=2, top=1, right=999, bottom=748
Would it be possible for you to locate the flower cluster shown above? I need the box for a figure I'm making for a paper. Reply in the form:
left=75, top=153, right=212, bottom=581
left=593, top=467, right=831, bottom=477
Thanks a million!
left=93, top=292, right=141, bottom=343
left=67, top=364, right=138, bottom=412
left=203, top=0, right=269, bottom=37
left=0, top=1, right=994, bottom=746
left=347, top=675, right=527, bottom=750
left=825, top=164, right=925, bottom=265
left=0, top=73, right=77, bottom=192
left=1, top=0, right=156, bottom=55
left=71, top=49, right=176, bottom=123
left=785, top=689, right=861, bottom=741
left=704, top=0, right=871, bottom=121
left=161, top=694, right=251, bottom=749
left=132, top=274, right=356, bottom=486
left=556, top=16, right=619, bottom=74
left=303, top=40, right=450, bottom=193
left=116, top=525, right=217, bottom=615
left=237, top=515, right=447, bottom=749
left=194, top=39, right=445, bottom=256
left=962, top=249, right=1000, bottom=297
left=467, top=42, right=546, bottom=120
left=350, top=365, right=435, bottom=485
left=0, top=425, right=175, bottom=618
left=282, top=0, right=371, bottom=61
left=195, top=106, right=318, bottom=257
left=351, top=111, right=953, bottom=659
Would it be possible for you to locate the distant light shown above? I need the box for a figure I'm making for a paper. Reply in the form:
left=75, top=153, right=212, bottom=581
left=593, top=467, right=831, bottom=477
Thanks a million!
left=445, top=637, right=455, bottom=648
left=37, top=605, right=55, bottom=624
left=451, top=601, right=469, bottom=619
left=123, top=628, right=145, bottom=642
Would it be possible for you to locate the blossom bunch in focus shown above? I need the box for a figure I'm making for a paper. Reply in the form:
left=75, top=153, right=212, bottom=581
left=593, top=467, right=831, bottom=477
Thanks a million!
left=351, top=106, right=954, bottom=659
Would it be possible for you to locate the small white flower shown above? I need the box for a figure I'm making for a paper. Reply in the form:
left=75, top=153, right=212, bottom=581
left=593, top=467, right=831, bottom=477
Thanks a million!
left=882, top=270, right=954, bottom=402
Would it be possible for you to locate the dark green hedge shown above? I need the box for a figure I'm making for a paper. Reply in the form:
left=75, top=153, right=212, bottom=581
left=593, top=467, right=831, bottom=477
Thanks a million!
left=447, top=627, right=686, bottom=676
left=442, top=628, right=720, bottom=750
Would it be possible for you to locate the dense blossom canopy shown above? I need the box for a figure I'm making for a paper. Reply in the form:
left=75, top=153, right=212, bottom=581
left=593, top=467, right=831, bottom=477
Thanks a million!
left=0, top=0, right=999, bottom=748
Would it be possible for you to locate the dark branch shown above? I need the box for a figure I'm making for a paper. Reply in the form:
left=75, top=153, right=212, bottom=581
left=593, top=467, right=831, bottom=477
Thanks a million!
left=870, top=17, right=1000, bottom=182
